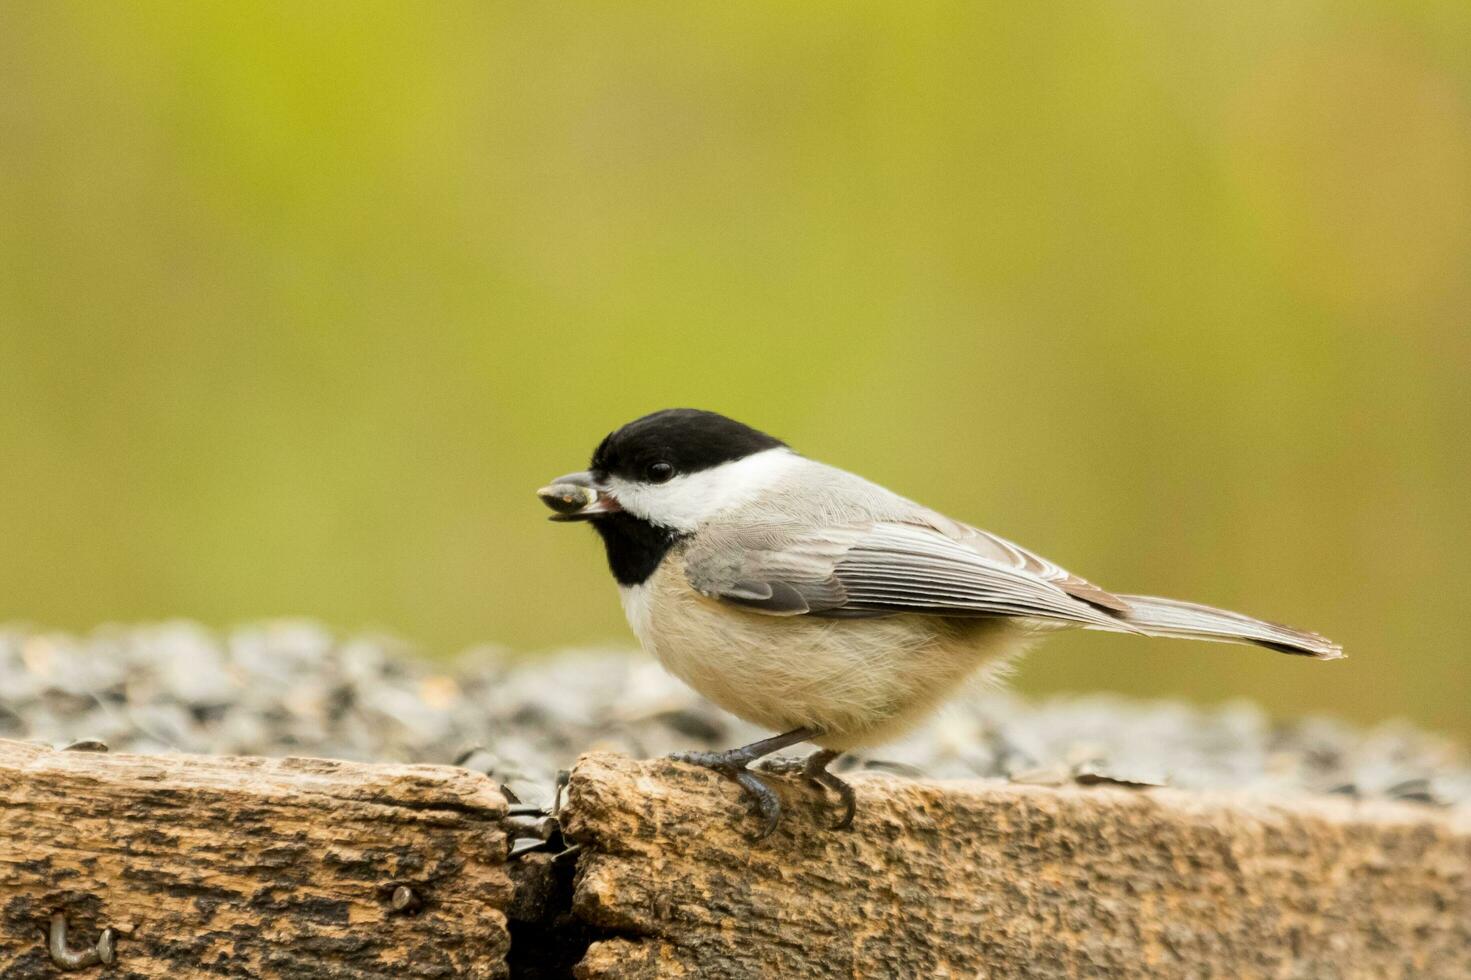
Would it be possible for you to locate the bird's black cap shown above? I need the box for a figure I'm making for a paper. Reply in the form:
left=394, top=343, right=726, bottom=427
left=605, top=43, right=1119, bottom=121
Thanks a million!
left=590, top=409, right=786, bottom=482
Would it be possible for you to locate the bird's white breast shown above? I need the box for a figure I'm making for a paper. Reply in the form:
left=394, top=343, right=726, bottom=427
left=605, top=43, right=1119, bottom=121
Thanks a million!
left=617, top=559, right=1030, bottom=749
left=618, top=582, right=656, bottom=650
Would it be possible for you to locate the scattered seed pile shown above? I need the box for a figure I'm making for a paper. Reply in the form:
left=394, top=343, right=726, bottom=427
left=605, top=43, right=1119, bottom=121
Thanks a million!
left=2, top=620, right=1466, bottom=810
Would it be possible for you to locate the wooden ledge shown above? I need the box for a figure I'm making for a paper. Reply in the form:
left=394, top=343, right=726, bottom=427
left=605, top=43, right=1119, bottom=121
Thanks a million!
left=4, top=740, right=1468, bottom=978
left=560, top=753, right=1471, bottom=978
left=0, top=739, right=512, bottom=979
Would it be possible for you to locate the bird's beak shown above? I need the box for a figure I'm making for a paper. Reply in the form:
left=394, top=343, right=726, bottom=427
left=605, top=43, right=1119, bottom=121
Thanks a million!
left=536, top=471, right=622, bottom=522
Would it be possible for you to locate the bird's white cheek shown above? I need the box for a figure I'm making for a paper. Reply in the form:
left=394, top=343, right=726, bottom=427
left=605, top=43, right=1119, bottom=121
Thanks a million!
left=610, top=477, right=712, bottom=532
left=608, top=448, right=801, bottom=532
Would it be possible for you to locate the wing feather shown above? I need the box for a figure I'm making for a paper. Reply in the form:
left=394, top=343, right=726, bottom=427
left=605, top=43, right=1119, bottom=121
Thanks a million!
left=909, top=509, right=1131, bottom=613
left=683, top=520, right=1126, bottom=628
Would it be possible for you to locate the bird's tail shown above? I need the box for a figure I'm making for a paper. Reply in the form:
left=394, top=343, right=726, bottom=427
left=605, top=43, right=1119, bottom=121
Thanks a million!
left=1107, top=594, right=1343, bottom=660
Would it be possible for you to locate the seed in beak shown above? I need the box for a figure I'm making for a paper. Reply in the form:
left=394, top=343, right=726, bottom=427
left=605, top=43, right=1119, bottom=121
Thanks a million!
left=537, top=483, right=598, bottom=515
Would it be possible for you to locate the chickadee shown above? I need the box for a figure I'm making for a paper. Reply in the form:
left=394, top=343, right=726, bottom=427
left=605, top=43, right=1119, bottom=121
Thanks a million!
left=539, top=408, right=1341, bottom=838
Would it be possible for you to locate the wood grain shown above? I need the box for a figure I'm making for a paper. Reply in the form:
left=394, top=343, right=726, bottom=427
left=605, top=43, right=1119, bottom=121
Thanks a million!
left=561, top=752, right=1471, bottom=979
left=5, top=740, right=1468, bottom=978
left=0, top=739, right=511, bottom=979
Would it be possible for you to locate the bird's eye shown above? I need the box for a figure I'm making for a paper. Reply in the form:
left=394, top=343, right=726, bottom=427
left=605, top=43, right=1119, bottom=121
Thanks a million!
left=646, top=461, right=675, bottom=483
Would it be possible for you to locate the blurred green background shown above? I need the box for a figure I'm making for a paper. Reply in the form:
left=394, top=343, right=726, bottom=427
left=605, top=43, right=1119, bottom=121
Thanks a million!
left=2, top=3, right=1468, bottom=738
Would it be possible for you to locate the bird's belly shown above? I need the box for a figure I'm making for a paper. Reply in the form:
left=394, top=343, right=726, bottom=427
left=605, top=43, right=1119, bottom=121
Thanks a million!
left=619, top=565, right=1029, bottom=749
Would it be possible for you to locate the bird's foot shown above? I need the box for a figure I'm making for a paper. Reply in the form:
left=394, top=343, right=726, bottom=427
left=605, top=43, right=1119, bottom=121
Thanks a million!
left=669, top=748, right=785, bottom=841
left=810, top=766, right=856, bottom=830
left=666, top=728, right=817, bottom=841
left=753, top=755, right=809, bottom=777
left=757, top=749, right=856, bottom=830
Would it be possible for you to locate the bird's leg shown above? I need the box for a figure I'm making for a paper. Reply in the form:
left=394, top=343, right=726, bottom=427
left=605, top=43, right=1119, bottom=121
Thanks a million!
left=669, top=727, right=817, bottom=840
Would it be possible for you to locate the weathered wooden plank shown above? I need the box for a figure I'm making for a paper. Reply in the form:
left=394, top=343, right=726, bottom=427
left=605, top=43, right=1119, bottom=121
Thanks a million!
left=6, top=740, right=1468, bottom=978
left=561, top=753, right=1471, bottom=979
left=0, top=739, right=512, bottom=979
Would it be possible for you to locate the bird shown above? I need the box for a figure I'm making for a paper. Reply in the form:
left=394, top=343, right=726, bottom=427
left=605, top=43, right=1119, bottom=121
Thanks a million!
left=537, top=408, right=1342, bottom=839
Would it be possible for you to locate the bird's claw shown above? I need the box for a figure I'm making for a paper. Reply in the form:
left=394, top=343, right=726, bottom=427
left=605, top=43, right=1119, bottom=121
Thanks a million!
left=733, top=769, right=783, bottom=841
left=757, top=752, right=856, bottom=830
left=669, top=750, right=786, bottom=841
left=814, top=771, right=856, bottom=830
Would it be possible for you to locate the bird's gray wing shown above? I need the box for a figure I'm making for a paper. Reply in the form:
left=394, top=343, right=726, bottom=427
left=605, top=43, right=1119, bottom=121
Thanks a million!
left=908, top=508, right=1132, bottom=613
left=682, top=520, right=1127, bottom=627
